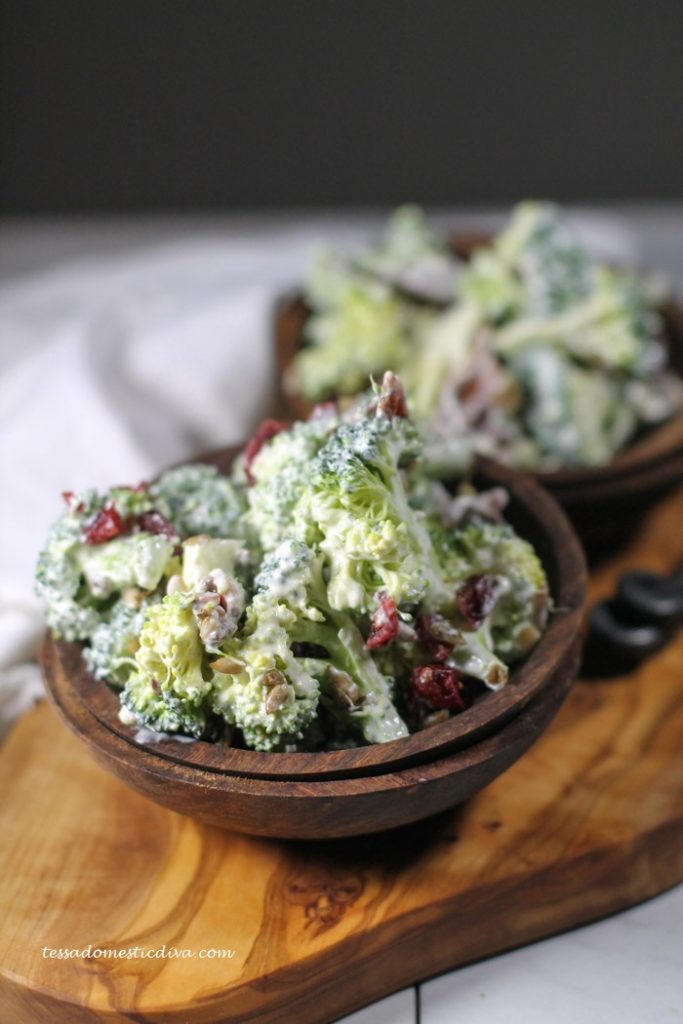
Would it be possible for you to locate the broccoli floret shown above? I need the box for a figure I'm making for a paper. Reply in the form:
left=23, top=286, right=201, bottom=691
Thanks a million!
left=134, top=591, right=210, bottom=698
left=459, top=249, right=524, bottom=325
left=120, top=568, right=248, bottom=738
left=35, top=490, right=110, bottom=641
left=498, top=201, right=595, bottom=317
left=84, top=598, right=154, bottom=686
left=108, top=485, right=155, bottom=519
left=211, top=601, right=320, bottom=752
left=150, top=464, right=249, bottom=539
left=355, top=205, right=459, bottom=304
left=251, top=540, right=408, bottom=744
left=293, top=278, right=413, bottom=403
left=450, top=522, right=549, bottom=660
left=298, top=411, right=450, bottom=613
left=290, top=208, right=454, bottom=404
left=459, top=202, right=595, bottom=325
left=120, top=672, right=211, bottom=739
left=245, top=416, right=338, bottom=551
left=495, top=267, right=656, bottom=375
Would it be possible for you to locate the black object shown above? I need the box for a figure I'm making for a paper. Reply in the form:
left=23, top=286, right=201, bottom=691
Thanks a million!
left=583, top=562, right=683, bottom=677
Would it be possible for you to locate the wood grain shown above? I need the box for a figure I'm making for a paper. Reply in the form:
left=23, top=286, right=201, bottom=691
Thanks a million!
left=2, top=487, right=682, bottom=1023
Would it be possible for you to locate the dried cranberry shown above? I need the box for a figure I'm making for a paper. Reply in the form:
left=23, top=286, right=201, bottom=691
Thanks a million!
left=416, top=614, right=455, bottom=663
left=243, top=420, right=288, bottom=484
left=410, top=665, right=469, bottom=711
left=456, top=574, right=497, bottom=629
left=365, top=592, right=400, bottom=650
left=137, top=510, right=178, bottom=540
left=83, top=505, right=126, bottom=545
left=376, top=371, right=409, bottom=419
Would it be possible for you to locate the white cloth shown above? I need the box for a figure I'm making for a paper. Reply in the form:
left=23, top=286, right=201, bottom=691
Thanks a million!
left=0, top=212, right=639, bottom=740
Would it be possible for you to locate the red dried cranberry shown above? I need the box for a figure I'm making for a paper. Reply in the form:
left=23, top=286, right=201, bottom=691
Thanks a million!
left=456, top=574, right=497, bottom=629
left=365, top=592, right=400, bottom=650
left=416, top=614, right=454, bottom=663
left=137, top=510, right=178, bottom=540
left=243, top=420, right=287, bottom=484
left=410, top=665, right=469, bottom=711
left=83, top=505, right=126, bottom=545
left=376, top=371, right=409, bottom=419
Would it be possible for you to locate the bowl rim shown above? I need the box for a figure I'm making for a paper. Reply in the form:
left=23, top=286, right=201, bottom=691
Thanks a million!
left=41, top=628, right=579, bottom=839
left=43, top=630, right=578, bottom=801
left=41, top=448, right=587, bottom=783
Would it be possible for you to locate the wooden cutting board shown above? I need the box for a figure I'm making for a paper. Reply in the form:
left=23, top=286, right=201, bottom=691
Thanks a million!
left=1, top=489, right=682, bottom=1024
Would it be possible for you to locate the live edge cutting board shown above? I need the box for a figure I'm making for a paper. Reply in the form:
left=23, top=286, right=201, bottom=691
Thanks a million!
left=1, top=491, right=683, bottom=1024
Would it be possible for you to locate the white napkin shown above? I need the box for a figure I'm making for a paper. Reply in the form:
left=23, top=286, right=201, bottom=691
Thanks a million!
left=0, top=213, right=639, bottom=741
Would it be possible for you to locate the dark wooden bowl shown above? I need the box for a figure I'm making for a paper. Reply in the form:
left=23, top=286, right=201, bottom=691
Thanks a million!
left=40, top=445, right=585, bottom=838
left=274, top=237, right=683, bottom=555
left=42, top=629, right=580, bottom=839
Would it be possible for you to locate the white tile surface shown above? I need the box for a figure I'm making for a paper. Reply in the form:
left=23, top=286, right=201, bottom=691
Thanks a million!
left=337, top=987, right=416, bottom=1024
left=421, top=884, right=683, bottom=1023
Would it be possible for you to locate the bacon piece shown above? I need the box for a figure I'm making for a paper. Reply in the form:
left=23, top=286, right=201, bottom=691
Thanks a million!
left=82, top=505, right=126, bottom=545
left=456, top=574, right=497, bottom=629
left=243, top=420, right=287, bottom=485
left=410, top=665, right=469, bottom=712
left=365, top=592, right=400, bottom=650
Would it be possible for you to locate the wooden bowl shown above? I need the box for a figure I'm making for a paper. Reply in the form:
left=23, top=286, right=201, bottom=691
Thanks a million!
left=42, top=632, right=579, bottom=839
left=274, top=237, right=683, bottom=555
left=40, top=446, right=585, bottom=838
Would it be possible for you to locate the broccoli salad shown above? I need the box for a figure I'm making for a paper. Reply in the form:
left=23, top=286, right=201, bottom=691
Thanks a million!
left=287, top=202, right=682, bottom=471
left=36, top=374, right=550, bottom=752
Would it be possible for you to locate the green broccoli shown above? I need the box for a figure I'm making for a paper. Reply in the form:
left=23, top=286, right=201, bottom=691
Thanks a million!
left=242, top=539, right=408, bottom=745
left=297, top=408, right=450, bottom=613
left=293, top=278, right=413, bottom=403
left=34, top=489, right=129, bottom=642
left=84, top=597, right=154, bottom=686
left=150, top=464, right=249, bottom=539
left=450, top=522, right=549, bottom=660
left=119, top=589, right=217, bottom=738
left=245, top=415, right=339, bottom=551
left=120, top=672, right=212, bottom=739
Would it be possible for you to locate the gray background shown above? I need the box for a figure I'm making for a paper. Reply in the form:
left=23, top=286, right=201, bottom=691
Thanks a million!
left=2, top=0, right=683, bottom=213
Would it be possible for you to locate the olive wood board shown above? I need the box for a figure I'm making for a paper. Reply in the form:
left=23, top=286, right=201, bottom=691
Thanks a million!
left=1, top=487, right=683, bottom=1024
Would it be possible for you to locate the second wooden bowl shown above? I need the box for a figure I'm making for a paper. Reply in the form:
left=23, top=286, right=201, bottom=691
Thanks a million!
left=274, top=240, right=683, bottom=555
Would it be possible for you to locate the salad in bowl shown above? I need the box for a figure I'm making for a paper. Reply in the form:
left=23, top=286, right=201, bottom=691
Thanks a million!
left=285, top=202, right=683, bottom=472
left=36, top=375, right=551, bottom=754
